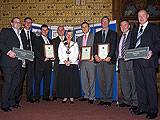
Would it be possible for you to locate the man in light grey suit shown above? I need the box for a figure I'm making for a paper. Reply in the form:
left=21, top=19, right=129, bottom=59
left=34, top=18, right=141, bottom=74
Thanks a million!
left=117, top=20, right=137, bottom=110
left=77, top=21, right=96, bottom=104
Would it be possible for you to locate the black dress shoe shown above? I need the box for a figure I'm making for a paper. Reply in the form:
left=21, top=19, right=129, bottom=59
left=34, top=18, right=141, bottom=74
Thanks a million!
left=42, top=98, right=51, bottom=101
left=129, top=106, right=138, bottom=111
left=105, top=102, right=111, bottom=107
left=98, top=101, right=105, bottom=105
left=70, top=101, right=74, bottom=104
left=52, top=97, right=57, bottom=101
left=131, top=109, right=146, bottom=115
left=62, top=100, right=67, bottom=103
left=88, top=100, right=94, bottom=104
left=79, top=98, right=88, bottom=101
left=119, top=103, right=130, bottom=107
left=34, top=99, right=40, bottom=103
left=1, top=107, right=12, bottom=112
left=27, top=99, right=35, bottom=103
left=146, top=113, right=157, bottom=119
left=12, top=104, right=21, bottom=108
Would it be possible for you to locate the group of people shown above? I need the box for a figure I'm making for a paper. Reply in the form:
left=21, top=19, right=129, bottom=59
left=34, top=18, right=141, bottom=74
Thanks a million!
left=0, top=9, right=160, bottom=119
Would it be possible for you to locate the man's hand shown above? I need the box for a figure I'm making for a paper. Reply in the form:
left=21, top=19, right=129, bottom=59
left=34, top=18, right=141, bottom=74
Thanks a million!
left=146, top=50, right=152, bottom=59
left=7, top=50, right=16, bottom=58
left=50, top=57, right=55, bottom=61
left=104, top=57, right=111, bottom=62
left=44, top=58, right=49, bottom=61
left=95, top=55, right=102, bottom=62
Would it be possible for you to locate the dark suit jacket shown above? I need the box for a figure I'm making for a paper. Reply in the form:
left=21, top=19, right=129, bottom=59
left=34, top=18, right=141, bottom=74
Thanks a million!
left=34, top=36, right=52, bottom=71
left=20, top=29, right=36, bottom=51
left=129, top=23, right=160, bottom=68
left=117, top=31, right=133, bottom=70
left=50, top=36, right=61, bottom=63
left=93, top=29, right=117, bottom=64
left=0, top=28, right=23, bottom=67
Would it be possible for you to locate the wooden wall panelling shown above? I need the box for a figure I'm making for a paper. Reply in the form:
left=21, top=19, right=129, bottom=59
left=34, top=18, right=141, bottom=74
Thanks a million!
left=56, top=4, right=65, bottom=10
left=1, top=11, right=12, bottom=18
left=29, top=0, right=36, bottom=3
left=0, top=0, right=113, bottom=29
left=2, top=0, right=12, bottom=4
left=54, top=10, right=65, bottom=16
left=46, top=4, right=56, bottom=10
left=28, top=4, right=38, bottom=11
left=35, top=0, right=47, bottom=3
left=18, top=0, right=30, bottom=3
left=55, top=0, right=65, bottom=3
left=20, top=4, right=29, bottom=11
left=38, top=4, right=46, bottom=10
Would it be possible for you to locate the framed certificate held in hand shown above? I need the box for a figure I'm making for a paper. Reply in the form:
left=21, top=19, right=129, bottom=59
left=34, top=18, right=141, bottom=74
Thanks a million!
left=44, top=44, right=55, bottom=58
left=12, top=47, right=34, bottom=61
left=98, top=44, right=110, bottom=59
left=80, top=46, right=92, bottom=60
left=124, top=47, right=149, bottom=61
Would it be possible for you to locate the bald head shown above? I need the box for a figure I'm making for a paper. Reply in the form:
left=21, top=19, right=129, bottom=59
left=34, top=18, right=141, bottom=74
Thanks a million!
left=138, top=10, right=149, bottom=25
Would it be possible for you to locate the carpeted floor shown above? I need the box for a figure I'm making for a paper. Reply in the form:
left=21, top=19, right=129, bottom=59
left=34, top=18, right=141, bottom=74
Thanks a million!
left=0, top=98, right=159, bottom=120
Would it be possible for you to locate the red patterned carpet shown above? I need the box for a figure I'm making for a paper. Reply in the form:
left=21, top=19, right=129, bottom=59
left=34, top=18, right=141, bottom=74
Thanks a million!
left=0, top=98, right=159, bottom=120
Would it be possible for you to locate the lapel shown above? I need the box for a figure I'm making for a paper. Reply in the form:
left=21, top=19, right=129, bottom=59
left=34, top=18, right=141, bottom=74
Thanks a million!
left=79, top=35, right=83, bottom=47
left=141, top=23, right=150, bottom=36
left=11, top=28, right=20, bottom=47
left=11, top=28, right=20, bottom=42
left=125, top=31, right=131, bottom=49
left=99, top=30, right=103, bottom=43
left=86, top=32, right=91, bottom=46
left=20, top=29, right=27, bottom=45
left=40, top=36, right=45, bottom=45
left=105, top=30, right=111, bottom=43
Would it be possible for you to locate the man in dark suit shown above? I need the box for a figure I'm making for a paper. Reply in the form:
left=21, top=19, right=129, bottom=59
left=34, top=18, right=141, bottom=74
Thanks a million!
left=117, top=20, right=137, bottom=109
left=129, top=10, right=160, bottom=119
left=0, top=17, right=24, bottom=112
left=93, top=16, right=117, bottom=107
left=34, top=24, right=53, bottom=102
left=50, top=26, right=65, bottom=101
left=77, top=21, right=96, bottom=104
left=16, top=17, right=36, bottom=104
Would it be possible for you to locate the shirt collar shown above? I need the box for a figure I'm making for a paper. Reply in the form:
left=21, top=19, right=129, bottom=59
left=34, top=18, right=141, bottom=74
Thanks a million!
left=140, top=21, right=148, bottom=30
left=123, top=30, right=129, bottom=36
left=12, top=27, right=21, bottom=34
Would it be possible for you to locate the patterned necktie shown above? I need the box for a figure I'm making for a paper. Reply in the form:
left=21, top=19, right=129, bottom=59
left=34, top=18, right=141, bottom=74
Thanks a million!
left=27, top=31, right=31, bottom=50
left=135, top=26, right=143, bottom=48
left=83, top=34, right=87, bottom=46
left=121, top=33, right=126, bottom=58
left=102, top=30, right=106, bottom=43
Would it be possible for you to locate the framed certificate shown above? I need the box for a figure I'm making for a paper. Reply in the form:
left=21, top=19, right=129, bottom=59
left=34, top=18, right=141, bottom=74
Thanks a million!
left=80, top=46, right=92, bottom=60
left=124, top=47, right=149, bottom=61
left=44, top=44, right=55, bottom=58
left=12, top=47, right=34, bottom=61
left=98, top=44, right=110, bottom=59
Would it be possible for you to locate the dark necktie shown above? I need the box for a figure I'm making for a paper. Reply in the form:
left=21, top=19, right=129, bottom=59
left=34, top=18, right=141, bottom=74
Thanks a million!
left=102, top=30, right=106, bottom=43
left=135, top=26, right=143, bottom=48
left=27, top=31, right=31, bottom=50
left=121, top=33, right=126, bottom=58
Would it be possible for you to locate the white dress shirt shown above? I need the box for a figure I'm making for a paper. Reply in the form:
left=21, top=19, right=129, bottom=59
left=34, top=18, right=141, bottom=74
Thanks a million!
left=24, top=28, right=33, bottom=51
left=42, top=35, right=50, bottom=44
left=118, top=30, right=129, bottom=58
left=58, top=41, right=79, bottom=65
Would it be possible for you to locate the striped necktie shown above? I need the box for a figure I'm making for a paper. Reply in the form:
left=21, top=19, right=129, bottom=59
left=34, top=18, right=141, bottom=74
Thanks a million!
left=121, top=33, right=126, bottom=58
left=135, top=26, right=143, bottom=48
